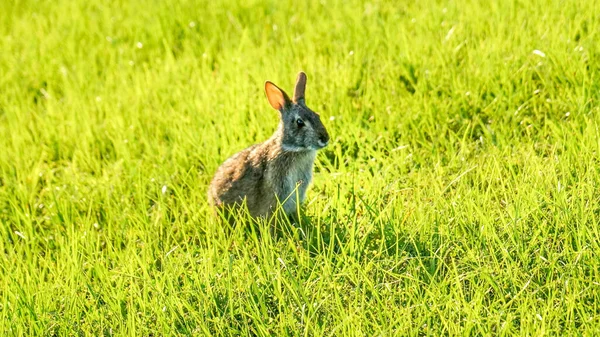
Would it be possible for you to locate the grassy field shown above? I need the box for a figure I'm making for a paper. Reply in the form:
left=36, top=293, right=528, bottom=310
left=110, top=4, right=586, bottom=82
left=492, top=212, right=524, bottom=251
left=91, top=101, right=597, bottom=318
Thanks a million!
left=1, top=0, right=600, bottom=335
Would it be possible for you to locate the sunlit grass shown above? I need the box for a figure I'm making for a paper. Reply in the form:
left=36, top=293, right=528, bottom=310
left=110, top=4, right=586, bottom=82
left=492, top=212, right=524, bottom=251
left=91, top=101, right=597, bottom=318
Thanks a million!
left=1, top=0, right=600, bottom=335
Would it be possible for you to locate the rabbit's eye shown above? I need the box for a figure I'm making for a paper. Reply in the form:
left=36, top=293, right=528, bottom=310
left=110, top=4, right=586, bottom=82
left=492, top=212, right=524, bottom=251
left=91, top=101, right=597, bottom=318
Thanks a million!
left=296, top=118, right=305, bottom=127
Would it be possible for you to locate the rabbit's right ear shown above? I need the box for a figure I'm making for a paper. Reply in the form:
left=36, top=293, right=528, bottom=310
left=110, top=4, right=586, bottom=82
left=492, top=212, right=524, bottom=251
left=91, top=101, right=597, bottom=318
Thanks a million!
left=265, top=81, right=291, bottom=111
left=293, top=72, right=307, bottom=103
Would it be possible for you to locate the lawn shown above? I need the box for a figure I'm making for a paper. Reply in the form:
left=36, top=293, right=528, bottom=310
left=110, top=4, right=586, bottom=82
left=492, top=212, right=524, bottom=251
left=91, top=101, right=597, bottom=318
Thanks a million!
left=1, top=0, right=600, bottom=335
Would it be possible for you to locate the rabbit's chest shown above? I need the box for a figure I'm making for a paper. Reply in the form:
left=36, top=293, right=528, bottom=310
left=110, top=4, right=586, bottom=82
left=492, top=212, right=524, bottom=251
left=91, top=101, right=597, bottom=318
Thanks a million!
left=284, top=166, right=312, bottom=195
left=274, top=151, right=316, bottom=211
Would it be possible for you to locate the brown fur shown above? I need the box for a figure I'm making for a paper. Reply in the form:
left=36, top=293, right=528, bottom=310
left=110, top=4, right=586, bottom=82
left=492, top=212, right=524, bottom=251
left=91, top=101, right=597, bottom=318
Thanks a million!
left=208, top=72, right=329, bottom=220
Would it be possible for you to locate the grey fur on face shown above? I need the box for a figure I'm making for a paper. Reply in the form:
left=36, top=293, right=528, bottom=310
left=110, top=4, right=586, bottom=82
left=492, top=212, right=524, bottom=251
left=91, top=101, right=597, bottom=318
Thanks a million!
left=281, top=102, right=330, bottom=151
left=208, top=72, right=330, bottom=221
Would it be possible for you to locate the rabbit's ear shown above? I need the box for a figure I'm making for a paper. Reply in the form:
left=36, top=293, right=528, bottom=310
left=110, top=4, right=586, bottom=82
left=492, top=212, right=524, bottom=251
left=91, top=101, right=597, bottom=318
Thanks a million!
left=265, top=81, right=291, bottom=111
left=293, top=72, right=307, bottom=103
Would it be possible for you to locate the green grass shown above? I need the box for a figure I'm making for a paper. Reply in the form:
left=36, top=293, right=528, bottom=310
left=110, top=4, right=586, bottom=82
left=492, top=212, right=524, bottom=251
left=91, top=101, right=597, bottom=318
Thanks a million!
left=1, top=0, right=600, bottom=335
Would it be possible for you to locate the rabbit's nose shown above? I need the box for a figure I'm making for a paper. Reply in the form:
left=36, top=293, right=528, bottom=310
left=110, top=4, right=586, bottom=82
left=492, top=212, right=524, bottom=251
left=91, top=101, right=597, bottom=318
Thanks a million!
left=319, top=134, right=330, bottom=146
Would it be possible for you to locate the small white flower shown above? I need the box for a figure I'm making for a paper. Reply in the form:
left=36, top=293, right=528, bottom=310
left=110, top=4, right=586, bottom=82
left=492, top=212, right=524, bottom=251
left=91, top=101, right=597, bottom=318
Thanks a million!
left=532, top=50, right=546, bottom=57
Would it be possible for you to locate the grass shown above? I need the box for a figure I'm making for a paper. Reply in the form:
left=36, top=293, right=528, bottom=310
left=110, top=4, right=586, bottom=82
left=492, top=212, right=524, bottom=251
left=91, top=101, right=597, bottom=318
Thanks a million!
left=1, top=0, right=600, bottom=335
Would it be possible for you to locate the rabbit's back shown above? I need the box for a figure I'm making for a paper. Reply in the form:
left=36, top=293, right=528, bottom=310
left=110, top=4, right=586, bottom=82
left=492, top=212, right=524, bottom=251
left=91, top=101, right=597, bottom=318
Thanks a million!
left=208, top=144, right=274, bottom=217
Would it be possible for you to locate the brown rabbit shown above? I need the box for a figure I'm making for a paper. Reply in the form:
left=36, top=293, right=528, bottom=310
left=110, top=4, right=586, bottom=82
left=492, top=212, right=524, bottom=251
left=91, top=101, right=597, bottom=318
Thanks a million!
left=208, top=72, right=330, bottom=221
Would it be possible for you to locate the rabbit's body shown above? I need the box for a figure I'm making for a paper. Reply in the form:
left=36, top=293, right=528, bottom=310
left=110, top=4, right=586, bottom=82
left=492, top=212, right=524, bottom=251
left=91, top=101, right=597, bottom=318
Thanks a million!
left=209, top=72, right=328, bottom=219
left=208, top=136, right=316, bottom=217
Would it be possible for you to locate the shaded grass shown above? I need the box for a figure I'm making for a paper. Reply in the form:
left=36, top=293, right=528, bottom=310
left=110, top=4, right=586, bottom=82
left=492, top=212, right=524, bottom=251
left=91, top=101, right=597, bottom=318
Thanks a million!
left=1, top=0, right=600, bottom=335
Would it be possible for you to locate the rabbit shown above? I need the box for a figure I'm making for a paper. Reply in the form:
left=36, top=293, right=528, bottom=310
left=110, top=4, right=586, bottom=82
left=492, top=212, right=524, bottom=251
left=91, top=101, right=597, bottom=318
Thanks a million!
left=208, top=72, right=330, bottom=221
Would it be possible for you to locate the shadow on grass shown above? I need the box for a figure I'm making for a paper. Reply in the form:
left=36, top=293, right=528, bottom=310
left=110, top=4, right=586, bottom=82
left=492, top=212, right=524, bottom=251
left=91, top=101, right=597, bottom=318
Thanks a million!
left=270, top=209, right=446, bottom=274
left=214, top=202, right=448, bottom=280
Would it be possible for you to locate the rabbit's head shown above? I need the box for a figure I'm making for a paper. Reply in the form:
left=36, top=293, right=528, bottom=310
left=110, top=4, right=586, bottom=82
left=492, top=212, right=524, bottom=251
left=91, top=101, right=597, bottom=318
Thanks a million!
left=265, top=72, right=330, bottom=151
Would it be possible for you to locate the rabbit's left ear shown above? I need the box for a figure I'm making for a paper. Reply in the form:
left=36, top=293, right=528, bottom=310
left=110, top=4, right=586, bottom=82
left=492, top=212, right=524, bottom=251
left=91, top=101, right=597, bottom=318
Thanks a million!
left=293, top=72, right=307, bottom=103
left=265, top=81, right=291, bottom=111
